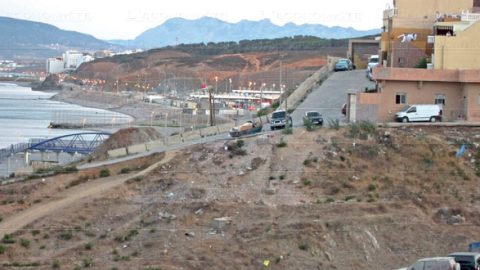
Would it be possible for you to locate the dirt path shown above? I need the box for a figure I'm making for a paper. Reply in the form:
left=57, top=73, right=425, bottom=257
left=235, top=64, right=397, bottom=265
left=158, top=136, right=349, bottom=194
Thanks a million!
left=0, top=151, right=177, bottom=238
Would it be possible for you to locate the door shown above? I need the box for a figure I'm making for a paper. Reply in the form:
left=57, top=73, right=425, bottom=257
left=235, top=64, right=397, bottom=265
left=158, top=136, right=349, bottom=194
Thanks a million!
left=406, top=106, right=418, bottom=121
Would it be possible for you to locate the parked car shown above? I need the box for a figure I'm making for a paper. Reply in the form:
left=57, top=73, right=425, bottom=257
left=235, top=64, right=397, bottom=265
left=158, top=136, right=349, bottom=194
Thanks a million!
left=367, top=54, right=380, bottom=71
left=304, top=111, right=324, bottom=126
left=270, top=110, right=292, bottom=130
left=397, top=257, right=460, bottom=270
left=334, top=59, right=355, bottom=71
left=395, top=104, right=443, bottom=123
left=448, top=252, right=480, bottom=270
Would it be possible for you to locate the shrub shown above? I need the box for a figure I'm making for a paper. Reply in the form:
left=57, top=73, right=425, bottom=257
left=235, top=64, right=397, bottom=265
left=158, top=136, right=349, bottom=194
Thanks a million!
left=328, top=118, right=340, bottom=130
left=58, top=230, right=73, bottom=240
left=282, top=127, right=293, bottom=135
left=20, top=238, right=30, bottom=248
left=99, top=169, right=111, bottom=178
left=52, top=260, right=60, bottom=269
left=302, top=179, right=312, bottom=186
left=303, top=117, right=315, bottom=131
left=83, top=257, right=93, bottom=267
left=2, top=234, right=15, bottom=244
left=120, top=168, right=131, bottom=174
left=367, top=184, right=377, bottom=191
left=85, top=242, right=93, bottom=250
left=0, top=244, right=6, bottom=254
left=276, top=139, right=287, bottom=148
left=298, top=243, right=309, bottom=251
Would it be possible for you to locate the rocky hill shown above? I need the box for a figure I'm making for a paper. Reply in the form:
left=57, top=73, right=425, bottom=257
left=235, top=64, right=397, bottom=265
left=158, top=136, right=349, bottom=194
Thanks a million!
left=110, top=17, right=380, bottom=49
left=0, top=17, right=116, bottom=59
left=0, top=125, right=479, bottom=269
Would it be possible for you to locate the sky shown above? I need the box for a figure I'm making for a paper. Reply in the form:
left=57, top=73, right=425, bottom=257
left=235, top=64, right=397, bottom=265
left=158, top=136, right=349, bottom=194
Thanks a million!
left=0, top=0, right=394, bottom=40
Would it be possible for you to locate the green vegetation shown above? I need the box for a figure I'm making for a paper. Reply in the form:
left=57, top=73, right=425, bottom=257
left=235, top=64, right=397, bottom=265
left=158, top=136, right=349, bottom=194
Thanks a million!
left=58, top=230, right=73, bottom=241
left=415, top=57, right=428, bottom=69
left=83, top=257, right=93, bottom=267
left=276, top=139, right=288, bottom=148
left=303, top=117, right=316, bottom=131
left=110, top=36, right=351, bottom=61
left=226, top=140, right=247, bottom=156
left=298, top=243, right=309, bottom=251
left=52, top=259, right=60, bottom=268
left=99, top=168, right=111, bottom=178
left=2, top=234, right=15, bottom=244
left=20, top=238, right=30, bottom=249
left=282, top=127, right=293, bottom=135
left=328, top=118, right=340, bottom=130
left=120, top=167, right=131, bottom=174
left=0, top=244, right=6, bottom=254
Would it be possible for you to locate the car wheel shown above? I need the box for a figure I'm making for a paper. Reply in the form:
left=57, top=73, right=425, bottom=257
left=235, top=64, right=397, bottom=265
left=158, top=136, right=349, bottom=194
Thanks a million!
left=402, top=117, right=409, bottom=123
left=430, top=117, right=437, bottom=123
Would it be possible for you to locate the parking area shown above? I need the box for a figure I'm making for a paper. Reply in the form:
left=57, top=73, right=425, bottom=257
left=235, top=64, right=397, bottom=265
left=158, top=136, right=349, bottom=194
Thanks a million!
left=291, top=69, right=375, bottom=126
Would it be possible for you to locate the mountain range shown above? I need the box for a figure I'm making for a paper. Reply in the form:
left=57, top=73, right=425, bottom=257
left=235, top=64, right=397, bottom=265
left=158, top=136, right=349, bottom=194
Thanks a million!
left=0, top=16, right=379, bottom=59
left=111, top=17, right=380, bottom=48
left=0, top=17, right=115, bottom=59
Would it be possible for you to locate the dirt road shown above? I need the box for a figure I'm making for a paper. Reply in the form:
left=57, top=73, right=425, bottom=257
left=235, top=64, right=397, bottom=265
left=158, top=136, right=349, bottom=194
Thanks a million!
left=0, top=151, right=177, bottom=238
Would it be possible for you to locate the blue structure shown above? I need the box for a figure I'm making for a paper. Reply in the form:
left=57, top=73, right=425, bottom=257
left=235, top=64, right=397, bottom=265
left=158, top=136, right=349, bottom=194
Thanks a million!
left=28, top=132, right=111, bottom=155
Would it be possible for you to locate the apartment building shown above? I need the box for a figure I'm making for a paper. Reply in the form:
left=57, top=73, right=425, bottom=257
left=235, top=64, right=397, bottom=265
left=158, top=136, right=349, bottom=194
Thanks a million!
left=353, top=0, right=480, bottom=123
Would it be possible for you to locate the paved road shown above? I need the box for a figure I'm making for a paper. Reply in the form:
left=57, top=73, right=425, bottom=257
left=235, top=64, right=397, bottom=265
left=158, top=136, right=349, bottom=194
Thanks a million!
left=291, top=70, right=375, bottom=126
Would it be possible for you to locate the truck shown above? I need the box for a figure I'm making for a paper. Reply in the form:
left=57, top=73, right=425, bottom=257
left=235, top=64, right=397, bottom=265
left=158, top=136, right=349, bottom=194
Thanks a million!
left=270, top=110, right=292, bottom=130
left=395, top=104, right=443, bottom=123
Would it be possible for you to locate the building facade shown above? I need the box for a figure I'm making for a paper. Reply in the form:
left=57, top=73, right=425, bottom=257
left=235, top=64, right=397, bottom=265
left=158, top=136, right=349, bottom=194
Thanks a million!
left=46, top=58, right=65, bottom=74
left=355, top=0, right=480, bottom=123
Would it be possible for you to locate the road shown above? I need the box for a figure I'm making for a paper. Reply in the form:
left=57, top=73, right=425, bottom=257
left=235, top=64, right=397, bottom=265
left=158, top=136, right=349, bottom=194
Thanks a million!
left=291, top=70, right=375, bottom=126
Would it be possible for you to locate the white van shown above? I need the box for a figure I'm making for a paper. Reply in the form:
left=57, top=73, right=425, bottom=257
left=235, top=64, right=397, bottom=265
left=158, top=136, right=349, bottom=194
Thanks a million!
left=395, top=104, right=443, bottom=123
left=397, top=257, right=460, bottom=270
left=367, top=55, right=380, bottom=71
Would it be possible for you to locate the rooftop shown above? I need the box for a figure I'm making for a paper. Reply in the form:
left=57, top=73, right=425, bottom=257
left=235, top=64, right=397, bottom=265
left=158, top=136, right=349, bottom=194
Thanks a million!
left=373, top=67, right=480, bottom=83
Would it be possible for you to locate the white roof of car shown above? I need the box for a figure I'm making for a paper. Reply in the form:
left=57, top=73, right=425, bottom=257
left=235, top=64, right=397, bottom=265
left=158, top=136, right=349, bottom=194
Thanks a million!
left=417, top=257, right=455, bottom=262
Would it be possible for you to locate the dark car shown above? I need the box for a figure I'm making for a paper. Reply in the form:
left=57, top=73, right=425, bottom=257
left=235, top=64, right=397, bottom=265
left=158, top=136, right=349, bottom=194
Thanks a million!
left=304, top=111, right=323, bottom=126
left=270, top=110, right=292, bottom=130
left=334, top=59, right=354, bottom=72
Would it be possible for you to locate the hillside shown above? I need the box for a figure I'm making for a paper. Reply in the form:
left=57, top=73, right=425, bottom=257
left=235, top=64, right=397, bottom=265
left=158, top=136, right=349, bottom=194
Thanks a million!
left=0, top=17, right=116, bottom=59
left=110, top=16, right=380, bottom=48
left=0, top=126, right=479, bottom=269
left=73, top=37, right=352, bottom=94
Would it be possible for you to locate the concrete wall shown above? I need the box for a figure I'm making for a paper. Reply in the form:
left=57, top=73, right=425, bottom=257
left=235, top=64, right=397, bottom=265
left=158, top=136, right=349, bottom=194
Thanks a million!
left=107, top=148, right=127, bottom=158
left=463, top=84, right=480, bottom=121
left=280, top=66, right=329, bottom=110
left=434, top=22, right=480, bottom=70
left=376, top=80, right=464, bottom=121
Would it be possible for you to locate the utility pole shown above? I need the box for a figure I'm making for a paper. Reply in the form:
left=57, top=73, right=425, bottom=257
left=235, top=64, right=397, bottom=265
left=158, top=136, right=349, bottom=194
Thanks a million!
left=279, top=58, right=283, bottom=108
left=208, top=86, right=215, bottom=126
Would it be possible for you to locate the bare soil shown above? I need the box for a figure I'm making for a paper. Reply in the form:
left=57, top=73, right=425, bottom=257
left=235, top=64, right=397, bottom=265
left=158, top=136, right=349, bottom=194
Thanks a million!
left=0, top=126, right=479, bottom=269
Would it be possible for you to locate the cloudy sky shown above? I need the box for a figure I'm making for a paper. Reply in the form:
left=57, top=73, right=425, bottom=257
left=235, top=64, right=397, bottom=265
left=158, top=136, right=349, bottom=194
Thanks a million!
left=0, top=0, right=394, bottom=40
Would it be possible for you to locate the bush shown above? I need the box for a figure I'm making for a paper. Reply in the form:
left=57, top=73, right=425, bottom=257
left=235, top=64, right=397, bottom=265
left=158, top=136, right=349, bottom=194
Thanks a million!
left=120, top=168, right=131, bottom=174
left=20, top=238, right=30, bottom=249
left=367, top=184, right=377, bottom=191
left=276, top=139, right=287, bottom=148
left=85, top=242, right=93, bottom=250
left=52, top=260, right=60, bottom=268
left=99, top=169, right=111, bottom=178
left=282, top=127, right=293, bottom=135
left=303, top=117, right=315, bottom=131
left=298, top=243, right=309, bottom=251
left=58, top=230, right=73, bottom=241
left=328, top=118, right=340, bottom=130
left=83, top=257, right=93, bottom=267
left=2, top=234, right=15, bottom=244
left=0, top=244, right=6, bottom=254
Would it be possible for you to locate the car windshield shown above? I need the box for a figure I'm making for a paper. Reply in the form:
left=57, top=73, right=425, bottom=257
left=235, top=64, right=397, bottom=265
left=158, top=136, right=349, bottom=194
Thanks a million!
left=307, top=112, right=319, bottom=117
left=451, top=256, right=475, bottom=269
left=272, top=111, right=286, bottom=118
left=337, top=60, right=348, bottom=65
left=369, top=58, right=379, bottom=63
left=400, top=105, right=411, bottom=112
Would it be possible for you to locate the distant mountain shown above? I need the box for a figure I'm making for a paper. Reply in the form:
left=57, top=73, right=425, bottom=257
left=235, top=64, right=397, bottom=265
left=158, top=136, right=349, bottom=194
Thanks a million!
left=0, top=17, right=116, bottom=59
left=110, top=17, right=380, bottom=49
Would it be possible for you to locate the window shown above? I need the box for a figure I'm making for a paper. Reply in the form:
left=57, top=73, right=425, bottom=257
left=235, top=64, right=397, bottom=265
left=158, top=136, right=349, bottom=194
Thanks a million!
left=396, top=92, right=407, bottom=104
left=412, top=261, right=425, bottom=270
left=407, top=107, right=417, bottom=113
left=435, top=94, right=446, bottom=105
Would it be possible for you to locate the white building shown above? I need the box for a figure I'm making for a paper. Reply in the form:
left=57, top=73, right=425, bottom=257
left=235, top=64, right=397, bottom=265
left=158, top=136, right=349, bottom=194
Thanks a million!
left=46, top=58, right=65, bottom=74
left=63, top=50, right=84, bottom=70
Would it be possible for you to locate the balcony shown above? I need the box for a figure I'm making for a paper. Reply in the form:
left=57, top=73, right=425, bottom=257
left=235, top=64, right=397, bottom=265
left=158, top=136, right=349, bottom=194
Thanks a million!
left=461, top=11, right=480, bottom=22
left=383, top=8, right=398, bottom=19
